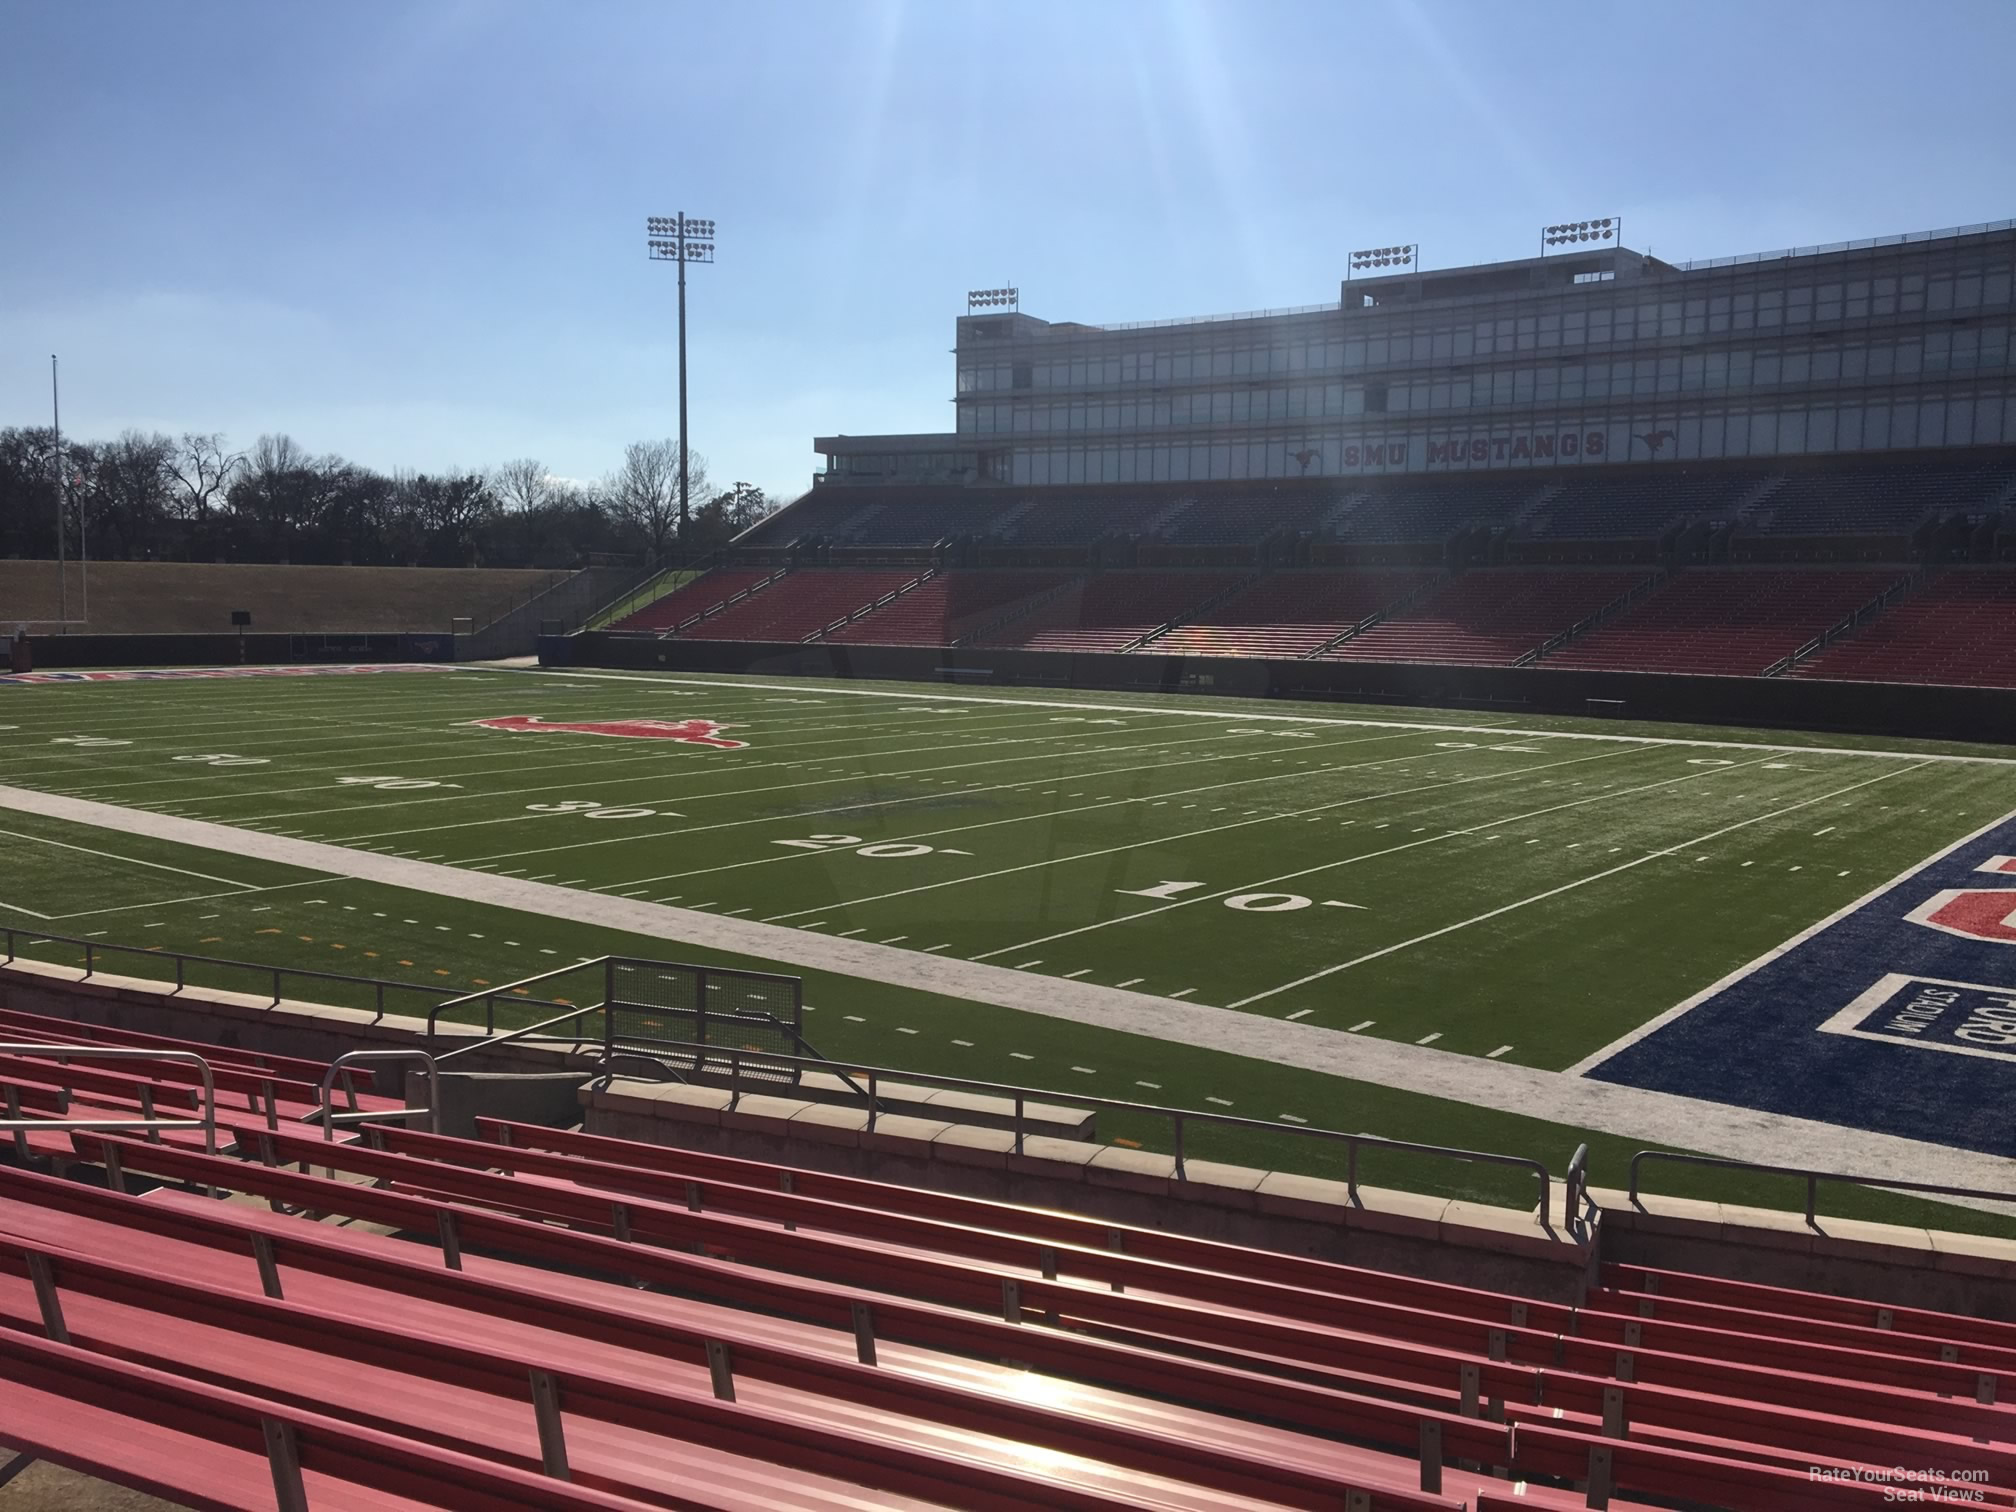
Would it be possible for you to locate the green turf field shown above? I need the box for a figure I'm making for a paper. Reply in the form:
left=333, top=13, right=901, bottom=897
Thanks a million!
left=3, top=662, right=2013, bottom=1228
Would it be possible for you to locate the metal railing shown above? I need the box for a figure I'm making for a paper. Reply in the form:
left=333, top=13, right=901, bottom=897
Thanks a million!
left=1672, top=218, right=2015, bottom=272
left=316, top=1050, right=441, bottom=1141
left=1628, top=1149, right=2016, bottom=1226
left=606, top=1037, right=1555, bottom=1219
left=0, top=1045, right=218, bottom=1158
left=0, top=926, right=520, bottom=1024
left=1092, top=300, right=1342, bottom=333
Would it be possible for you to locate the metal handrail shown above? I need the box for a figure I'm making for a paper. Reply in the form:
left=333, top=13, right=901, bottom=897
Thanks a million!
left=426, top=959, right=601, bottom=1040
left=317, top=1050, right=441, bottom=1141
left=613, top=1037, right=1554, bottom=1220
left=1627, top=1149, right=2016, bottom=1226
left=1671, top=218, right=2015, bottom=272
left=1564, top=1142, right=1590, bottom=1233
left=434, top=1004, right=603, bottom=1064
left=2, top=925, right=489, bottom=1023
left=0, top=1044, right=217, bottom=1158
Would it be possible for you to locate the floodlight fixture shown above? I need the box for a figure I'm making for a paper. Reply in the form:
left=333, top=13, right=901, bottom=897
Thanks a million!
left=1541, top=217, right=1619, bottom=254
left=1347, top=243, right=1417, bottom=278
left=966, top=287, right=1019, bottom=311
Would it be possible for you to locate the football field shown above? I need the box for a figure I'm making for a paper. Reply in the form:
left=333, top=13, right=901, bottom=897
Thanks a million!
left=3, top=661, right=2014, bottom=1220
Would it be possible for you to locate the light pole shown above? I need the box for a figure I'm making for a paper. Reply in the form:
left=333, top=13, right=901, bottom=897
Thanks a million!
left=646, top=214, right=716, bottom=548
left=50, top=355, right=66, bottom=624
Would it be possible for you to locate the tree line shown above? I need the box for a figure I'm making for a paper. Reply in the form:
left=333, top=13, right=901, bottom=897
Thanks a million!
left=0, top=428, right=777, bottom=569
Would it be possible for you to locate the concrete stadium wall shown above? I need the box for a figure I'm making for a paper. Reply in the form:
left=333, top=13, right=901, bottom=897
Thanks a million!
left=550, top=632, right=2016, bottom=747
left=16, top=631, right=456, bottom=669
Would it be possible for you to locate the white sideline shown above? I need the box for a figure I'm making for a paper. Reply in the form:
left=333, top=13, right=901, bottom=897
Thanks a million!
left=4, top=780, right=2014, bottom=1212
left=501, top=668, right=2016, bottom=766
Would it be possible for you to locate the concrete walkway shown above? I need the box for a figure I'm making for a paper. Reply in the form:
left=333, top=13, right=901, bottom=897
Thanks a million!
left=5, top=781, right=2012, bottom=1209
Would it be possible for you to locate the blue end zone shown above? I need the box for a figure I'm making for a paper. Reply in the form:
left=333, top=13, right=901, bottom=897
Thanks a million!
left=1587, top=809, right=2016, bottom=1156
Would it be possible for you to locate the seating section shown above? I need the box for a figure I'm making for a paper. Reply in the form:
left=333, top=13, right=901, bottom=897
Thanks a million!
left=1148, top=570, right=1440, bottom=658
left=0, top=559, right=562, bottom=633
left=976, top=573, right=1248, bottom=652
left=680, top=569, right=920, bottom=643
left=1523, top=472, right=1767, bottom=540
left=1793, top=568, right=2016, bottom=689
left=1159, top=484, right=1341, bottom=544
left=824, top=570, right=1078, bottom=645
left=1544, top=568, right=1902, bottom=677
left=1319, top=570, right=1650, bottom=666
left=990, top=489, right=1186, bottom=544
left=6, top=1067, right=2012, bottom=1512
left=1748, top=461, right=2016, bottom=536
left=1330, top=479, right=1541, bottom=543
left=608, top=567, right=776, bottom=633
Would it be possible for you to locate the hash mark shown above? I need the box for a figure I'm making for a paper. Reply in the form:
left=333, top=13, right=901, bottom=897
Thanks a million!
left=1070, top=1065, right=1096, bottom=1074
left=1417, top=1032, right=1441, bottom=1045
left=1015, top=959, right=1043, bottom=969
left=952, top=1038, right=974, bottom=1047
left=1135, top=1080, right=1160, bottom=1089
left=1117, top=977, right=1145, bottom=988
left=924, top=943, right=951, bottom=952
left=1064, top=967, right=1093, bottom=979
left=1286, top=1007, right=1316, bottom=1020
left=1487, top=1045, right=1514, bottom=1059
left=1205, top=1096, right=1231, bottom=1107
left=897, top=1027, right=918, bottom=1035
left=880, top=935, right=908, bottom=944
left=1279, top=1113, right=1308, bottom=1124
left=1010, top=1052, right=1034, bottom=1061
left=1169, top=987, right=1196, bottom=999
left=1348, top=1020, right=1375, bottom=1032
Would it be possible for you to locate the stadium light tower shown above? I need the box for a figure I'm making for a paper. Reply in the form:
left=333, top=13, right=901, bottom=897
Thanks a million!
left=1347, top=244, right=1417, bottom=280
left=1540, top=217, right=1619, bottom=256
left=646, top=214, right=716, bottom=544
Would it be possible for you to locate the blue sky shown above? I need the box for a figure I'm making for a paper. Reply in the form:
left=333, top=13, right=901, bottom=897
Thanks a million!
left=4, top=0, right=2012, bottom=504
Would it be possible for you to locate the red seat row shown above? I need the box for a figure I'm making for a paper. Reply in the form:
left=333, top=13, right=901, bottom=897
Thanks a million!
left=1793, top=567, right=2016, bottom=689
left=1319, top=570, right=1649, bottom=666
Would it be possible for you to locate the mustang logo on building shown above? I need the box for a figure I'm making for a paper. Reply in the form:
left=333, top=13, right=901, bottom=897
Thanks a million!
left=468, top=715, right=748, bottom=749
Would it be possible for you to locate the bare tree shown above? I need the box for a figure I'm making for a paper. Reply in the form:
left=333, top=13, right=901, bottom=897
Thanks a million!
left=163, top=433, right=244, bottom=524
left=489, top=457, right=555, bottom=513
left=607, top=439, right=705, bottom=560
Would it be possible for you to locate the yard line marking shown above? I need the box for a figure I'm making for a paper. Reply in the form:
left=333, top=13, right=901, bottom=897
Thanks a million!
left=972, top=745, right=1742, bottom=961
left=1230, top=761, right=1931, bottom=1010
left=0, top=827, right=259, bottom=888
left=50, top=875, right=341, bottom=922
left=1488, top=1046, right=1514, bottom=1059
left=789, top=745, right=1646, bottom=932
left=1416, top=1032, right=1442, bottom=1045
left=1116, top=977, right=1145, bottom=988
left=0, top=898, right=53, bottom=919
left=1285, top=1007, right=1316, bottom=1020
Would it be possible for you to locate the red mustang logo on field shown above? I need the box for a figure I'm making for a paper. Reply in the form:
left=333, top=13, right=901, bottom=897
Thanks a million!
left=469, top=715, right=748, bottom=749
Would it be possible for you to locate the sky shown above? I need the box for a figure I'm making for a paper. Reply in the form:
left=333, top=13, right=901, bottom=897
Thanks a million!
left=3, top=0, right=2013, bottom=505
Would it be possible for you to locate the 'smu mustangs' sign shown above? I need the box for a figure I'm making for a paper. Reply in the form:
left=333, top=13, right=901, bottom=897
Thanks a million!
left=469, top=715, right=748, bottom=749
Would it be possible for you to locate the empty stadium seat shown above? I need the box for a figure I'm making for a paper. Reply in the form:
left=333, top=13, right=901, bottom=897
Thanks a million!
left=1147, top=570, right=1440, bottom=658
left=976, top=573, right=1248, bottom=652
left=1543, top=567, right=1904, bottom=676
left=1792, top=567, right=2016, bottom=688
left=1318, top=570, right=1650, bottom=666
left=680, top=570, right=923, bottom=643
left=608, top=567, right=777, bottom=633
left=1745, top=460, right=2015, bottom=537
left=1521, top=472, right=1768, bottom=540
left=824, top=571, right=1078, bottom=646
